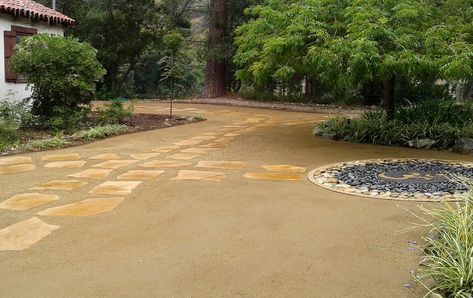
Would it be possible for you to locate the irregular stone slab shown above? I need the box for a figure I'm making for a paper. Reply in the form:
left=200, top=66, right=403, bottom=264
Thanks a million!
left=31, top=180, right=88, bottom=191
left=247, top=117, right=265, bottom=123
left=41, top=153, right=81, bottom=161
left=196, top=161, right=247, bottom=170
left=92, top=160, right=137, bottom=169
left=89, top=153, right=121, bottom=160
left=174, top=170, right=226, bottom=182
left=129, top=153, right=161, bottom=160
left=224, top=133, right=241, bottom=137
left=262, top=165, right=307, bottom=173
left=37, top=197, right=125, bottom=217
left=243, top=172, right=303, bottom=181
left=117, top=170, right=165, bottom=180
left=44, top=161, right=86, bottom=169
left=0, top=193, right=59, bottom=211
left=89, top=181, right=142, bottom=196
left=140, top=160, right=192, bottom=168
left=191, top=135, right=216, bottom=140
left=152, top=146, right=180, bottom=153
left=199, top=143, right=227, bottom=148
left=174, top=139, right=203, bottom=146
left=0, top=156, right=32, bottom=165
left=0, top=164, right=35, bottom=175
left=167, top=153, right=200, bottom=160
left=214, top=137, right=235, bottom=143
left=0, top=217, right=60, bottom=251
left=68, top=169, right=112, bottom=180
left=181, top=148, right=218, bottom=154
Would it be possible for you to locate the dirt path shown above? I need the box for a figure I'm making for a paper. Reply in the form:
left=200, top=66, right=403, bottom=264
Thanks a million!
left=1, top=102, right=471, bottom=297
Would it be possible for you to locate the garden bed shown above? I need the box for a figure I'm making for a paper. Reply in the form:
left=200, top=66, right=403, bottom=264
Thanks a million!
left=0, top=113, right=204, bottom=157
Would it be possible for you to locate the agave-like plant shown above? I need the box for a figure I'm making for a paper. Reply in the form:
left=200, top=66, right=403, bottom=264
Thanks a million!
left=414, top=177, right=473, bottom=297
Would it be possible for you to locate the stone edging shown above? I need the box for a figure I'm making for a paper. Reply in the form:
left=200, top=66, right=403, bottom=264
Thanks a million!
left=308, top=158, right=473, bottom=202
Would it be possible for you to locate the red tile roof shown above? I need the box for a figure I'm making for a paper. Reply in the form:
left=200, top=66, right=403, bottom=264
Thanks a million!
left=0, top=0, right=74, bottom=26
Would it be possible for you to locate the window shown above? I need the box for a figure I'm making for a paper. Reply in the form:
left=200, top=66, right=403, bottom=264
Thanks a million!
left=4, top=25, right=37, bottom=83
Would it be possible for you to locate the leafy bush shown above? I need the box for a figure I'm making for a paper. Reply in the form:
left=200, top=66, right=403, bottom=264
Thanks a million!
left=25, top=137, right=71, bottom=150
left=316, top=101, right=473, bottom=149
left=11, top=34, right=105, bottom=122
left=396, top=101, right=473, bottom=127
left=415, top=178, right=473, bottom=297
left=45, top=106, right=91, bottom=133
left=0, top=119, right=18, bottom=151
left=0, top=100, right=36, bottom=151
left=0, top=100, right=35, bottom=128
left=73, top=125, right=128, bottom=141
left=96, top=100, right=133, bottom=125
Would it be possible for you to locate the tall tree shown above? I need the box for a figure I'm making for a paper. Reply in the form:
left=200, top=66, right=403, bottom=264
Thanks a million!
left=202, top=0, right=228, bottom=98
left=234, top=0, right=473, bottom=117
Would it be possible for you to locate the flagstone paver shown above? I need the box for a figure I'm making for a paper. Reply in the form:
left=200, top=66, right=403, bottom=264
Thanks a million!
left=0, top=156, right=32, bottom=165
left=167, top=153, right=200, bottom=160
left=174, top=139, right=203, bottom=146
left=129, top=153, right=161, bottom=160
left=0, top=217, right=59, bottom=251
left=0, top=164, right=35, bottom=175
left=152, top=146, right=180, bottom=153
left=37, top=197, right=125, bottom=217
left=44, top=161, right=87, bottom=169
left=68, top=169, right=113, bottom=180
left=89, top=181, right=142, bottom=196
left=117, top=170, right=165, bottom=180
left=89, top=153, right=121, bottom=160
left=92, top=160, right=137, bottom=169
left=262, top=165, right=308, bottom=173
left=31, top=180, right=88, bottom=191
left=140, top=160, right=193, bottom=168
left=196, top=161, right=247, bottom=170
left=41, top=153, right=81, bottom=161
left=0, top=193, right=59, bottom=211
left=174, top=170, right=226, bottom=182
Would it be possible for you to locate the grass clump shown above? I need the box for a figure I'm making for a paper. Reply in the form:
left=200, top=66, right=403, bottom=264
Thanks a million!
left=73, top=125, right=128, bottom=141
left=414, top=178, right=473, bottom=297
left=316, top=100, right=473, bottom=150
left=26, top=137, right=71, bottom=150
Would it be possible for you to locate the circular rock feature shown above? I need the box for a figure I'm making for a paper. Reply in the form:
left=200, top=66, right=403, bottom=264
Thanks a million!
left=308, top=159, right=473, bottom=201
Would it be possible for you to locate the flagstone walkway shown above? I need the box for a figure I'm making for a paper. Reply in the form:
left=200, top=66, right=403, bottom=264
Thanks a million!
left=1, top=102, right=472, bottom=297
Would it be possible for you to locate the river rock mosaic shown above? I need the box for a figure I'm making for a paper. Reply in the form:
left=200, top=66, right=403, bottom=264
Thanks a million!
left=308, top=159, right=473, bottom=201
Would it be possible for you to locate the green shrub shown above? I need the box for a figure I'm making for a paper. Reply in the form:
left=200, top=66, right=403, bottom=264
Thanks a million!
left=73, top=125, right=128, bottom=141
left=316, top=101, right=473, bottom=150
left=96, top=100, right=133, bottom=125
left=11, top=34, right=105, bottom=121
left=415, top=179, right=473, bottom=297
left=25, top=137, right=71, bottom=150
left=0, top=119, right=19, bottom=151
left=45, top=106, right=90, bottom=133
left=396, top=100, right=473, bottom=127
left=0, top=100, right=35, bottom=128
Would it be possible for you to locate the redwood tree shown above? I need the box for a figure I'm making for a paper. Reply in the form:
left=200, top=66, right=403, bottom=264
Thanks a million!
left=202, top=0, right=228, bottom=98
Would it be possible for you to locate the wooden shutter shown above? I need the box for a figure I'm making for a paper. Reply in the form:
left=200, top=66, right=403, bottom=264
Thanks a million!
left=4, top=30, right=17, bottom=82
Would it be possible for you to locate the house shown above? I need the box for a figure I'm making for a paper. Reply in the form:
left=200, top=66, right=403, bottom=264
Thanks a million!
left=0, top=0, right=74, bottom=101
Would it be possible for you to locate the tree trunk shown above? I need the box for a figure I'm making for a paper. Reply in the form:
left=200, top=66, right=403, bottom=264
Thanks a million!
left=383, top=76, right=396, bottom=120
left=202, top=0, right=228, bottom=98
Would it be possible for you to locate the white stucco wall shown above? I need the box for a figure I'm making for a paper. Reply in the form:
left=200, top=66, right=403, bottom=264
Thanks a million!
left=0, top=14, right=65, bottom=102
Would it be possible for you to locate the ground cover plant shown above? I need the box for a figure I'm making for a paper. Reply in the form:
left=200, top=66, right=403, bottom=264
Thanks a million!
left=414, top=178, right=473, bottom=297
left=72, top=125, right=129, bottom=141
left=315, top=100, right=473, bottom=151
